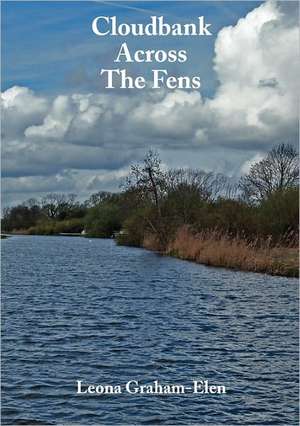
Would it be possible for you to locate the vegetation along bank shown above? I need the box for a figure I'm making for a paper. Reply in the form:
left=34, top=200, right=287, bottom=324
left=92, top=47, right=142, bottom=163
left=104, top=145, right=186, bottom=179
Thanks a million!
left=2, top=144, right=299, bottom=277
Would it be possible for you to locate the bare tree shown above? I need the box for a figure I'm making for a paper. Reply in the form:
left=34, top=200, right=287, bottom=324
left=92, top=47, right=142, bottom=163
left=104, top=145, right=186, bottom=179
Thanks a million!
left=22, top=198, right=40, bottom=209
left=41, top=193, right=77, bottom=219
left=165, top=169, right=235, bottom=201
left=125, top=150, right=166, bottom=212
left=124, top=150, right=167, bottom=240
left=239, top=143, right=299, bottom=202
left=165, top=169, right=213, bottom=200
left=86, top=191, right=113, bottom=207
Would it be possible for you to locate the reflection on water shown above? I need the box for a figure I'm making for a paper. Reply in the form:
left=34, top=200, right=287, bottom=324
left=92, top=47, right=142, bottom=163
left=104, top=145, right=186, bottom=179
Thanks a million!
left=2, top=236, right=299, bottom=424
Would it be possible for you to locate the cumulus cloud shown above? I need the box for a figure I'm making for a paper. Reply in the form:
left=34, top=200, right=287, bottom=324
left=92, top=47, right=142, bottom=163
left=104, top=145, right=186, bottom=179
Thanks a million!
left=1, top=86, right=48, bottom=139
left=129, top=90, right=204, bottom=141
left=1, top=0, right=298, bottom=205
left=25, top=95, right=74, bottom=140
left=210, top=0, right=299, bottom=145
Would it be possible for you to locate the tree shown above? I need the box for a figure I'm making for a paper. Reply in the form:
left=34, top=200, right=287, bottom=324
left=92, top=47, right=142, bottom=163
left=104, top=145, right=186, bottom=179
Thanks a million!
left=240, top=143, right=299, bottom=202
left=124, top=150, right=167, bottom=242
left=22, top=198, right=40, bottom=209
left=1, top=204, right=42, bottom=231
left=86, top=191, right=113, bottom=208
left=125, top=150, right=165, bottom=208
left=41, top=193, right=77, bottom=219
left=259, top=187, right=299, bottom=241
left=165, top=169, right=230, bottom=201
left=163, top=169, right=213, bottom=226
left=84, top=202, right=121, bottom=237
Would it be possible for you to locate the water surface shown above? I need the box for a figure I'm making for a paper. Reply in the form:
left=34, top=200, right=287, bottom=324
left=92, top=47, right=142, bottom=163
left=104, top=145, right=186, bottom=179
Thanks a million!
left=2, top=236, right=299, bottom=424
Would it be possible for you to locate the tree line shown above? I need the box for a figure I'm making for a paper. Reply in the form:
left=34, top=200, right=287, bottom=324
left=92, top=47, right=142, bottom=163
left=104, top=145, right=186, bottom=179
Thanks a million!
left=2, top=143, right=299, bottom=248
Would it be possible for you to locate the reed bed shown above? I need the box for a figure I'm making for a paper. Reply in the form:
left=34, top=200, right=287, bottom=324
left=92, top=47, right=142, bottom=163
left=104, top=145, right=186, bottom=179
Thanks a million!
left=144, top=226, right=299, bottom=277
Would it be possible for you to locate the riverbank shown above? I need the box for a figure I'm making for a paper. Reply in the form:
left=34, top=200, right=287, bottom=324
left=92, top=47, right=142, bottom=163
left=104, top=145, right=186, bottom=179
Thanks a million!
left=141, top=226, right=299, bottom=278
left=4, top=228, right=298, bottom=277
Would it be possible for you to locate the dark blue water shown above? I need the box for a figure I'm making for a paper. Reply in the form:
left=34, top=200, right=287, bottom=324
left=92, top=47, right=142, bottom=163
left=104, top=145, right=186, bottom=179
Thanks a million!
left=2, top=236, right=299, bottom=425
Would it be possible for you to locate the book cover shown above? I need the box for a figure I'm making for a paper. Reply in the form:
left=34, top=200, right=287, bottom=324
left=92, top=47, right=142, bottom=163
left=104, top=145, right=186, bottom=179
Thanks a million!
left=1, top=0, right=299, bottom=425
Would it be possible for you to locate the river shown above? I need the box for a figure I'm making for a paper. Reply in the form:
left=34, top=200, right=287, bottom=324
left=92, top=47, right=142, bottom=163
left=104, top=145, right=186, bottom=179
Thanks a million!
left=2, top=236, right=299, bottom=424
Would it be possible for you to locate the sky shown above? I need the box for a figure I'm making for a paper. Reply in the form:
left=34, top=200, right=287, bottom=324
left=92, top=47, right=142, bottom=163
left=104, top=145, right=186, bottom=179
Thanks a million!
left=1, top=0, right=299, bottom=206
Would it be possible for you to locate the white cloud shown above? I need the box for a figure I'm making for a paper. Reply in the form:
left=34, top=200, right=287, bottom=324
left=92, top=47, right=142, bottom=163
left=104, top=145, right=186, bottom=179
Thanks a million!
left=209, top=0, right=299, bottom=142
left=1, top=86, right=47, bottom=113
left=25, top=95, right=74, bottom=139
left=1, top=0, right=298, bottom=205
left=240, top=152, right=265, bottom=175
left=1, top=86, right=48, bottom=139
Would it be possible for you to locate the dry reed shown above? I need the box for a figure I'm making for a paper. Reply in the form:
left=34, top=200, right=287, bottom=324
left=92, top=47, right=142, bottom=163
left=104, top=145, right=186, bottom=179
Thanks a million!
left=144, top=226, right=299, bottom=277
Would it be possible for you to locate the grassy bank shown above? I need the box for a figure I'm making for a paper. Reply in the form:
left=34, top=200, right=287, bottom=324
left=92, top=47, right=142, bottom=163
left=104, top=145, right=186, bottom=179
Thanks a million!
left=142, top=226, right=299, bottom=278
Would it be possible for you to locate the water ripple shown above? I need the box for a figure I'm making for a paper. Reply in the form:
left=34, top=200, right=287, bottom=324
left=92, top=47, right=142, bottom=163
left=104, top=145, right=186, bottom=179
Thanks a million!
left=1, top=236, right=299, bottom=424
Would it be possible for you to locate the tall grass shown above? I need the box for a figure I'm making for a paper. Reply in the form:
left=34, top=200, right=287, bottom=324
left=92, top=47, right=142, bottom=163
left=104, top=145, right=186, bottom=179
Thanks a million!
left=144, top=226, right=298, bottom=277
